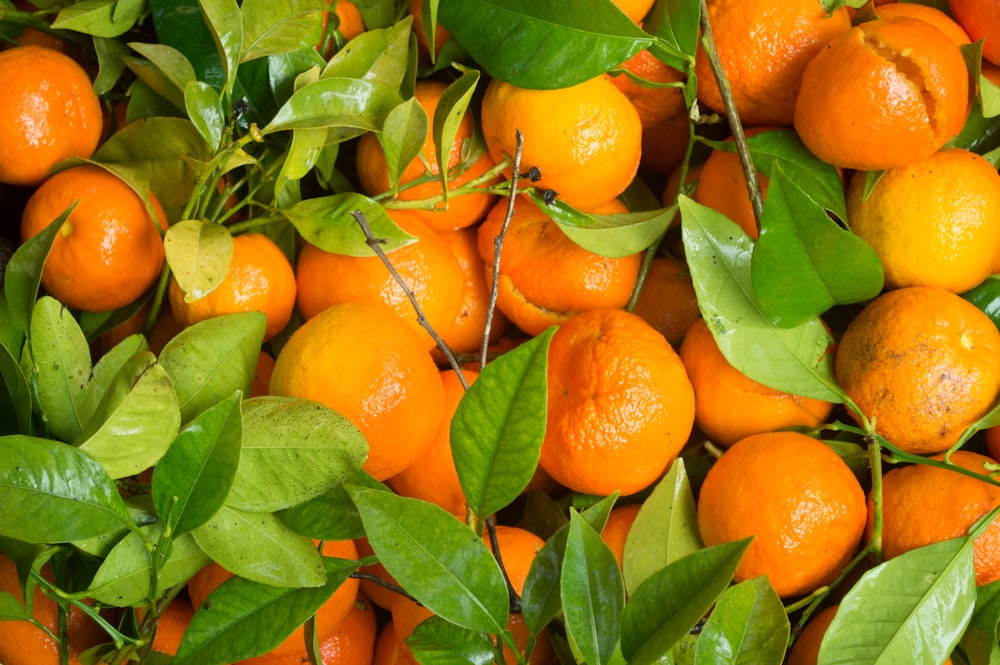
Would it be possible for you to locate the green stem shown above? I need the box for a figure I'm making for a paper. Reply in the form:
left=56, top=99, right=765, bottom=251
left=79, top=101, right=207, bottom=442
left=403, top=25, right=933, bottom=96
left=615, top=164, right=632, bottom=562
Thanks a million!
left=867, top=434, right=884, bottom=564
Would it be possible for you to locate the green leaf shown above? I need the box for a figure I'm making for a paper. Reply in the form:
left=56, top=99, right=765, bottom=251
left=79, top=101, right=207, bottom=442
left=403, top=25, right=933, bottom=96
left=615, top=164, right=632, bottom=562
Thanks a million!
left=959, top=579, right=1000, bottom=665
left=198, top=0, right=242, bottom=97
left=226, top=396, right=367, bottom=513
left=191, top=504, right=326, bottom=588
left=380, top=98, right=430, bottom=194
left=981, top=71, right=1000, bottom=119
left=750, top=169, right=884, bottom=328
left=124, top=42, right=198, bottom=111
left=680, top=195, right=845, bottom=403
left=642, top=0, right=700, bottom=69
left=623, top=458, right=703, bottom=596
left=278, top=192, right=415, bottom=256
left=962, top=275, right=1000, bottom=331
left=432, top=71, right=479, bottom=201
left=452, top=328, right=553, bottom=521
left=72, top=494, right=158, bottom=558
left=5, top=205, right=70, bottom=337
left=185, top=81, right=226, bottom=150
left=240, top=0, right=326, bottom=62
left=322, top=15, right=412, bottom=91
left=692, top=576, right=788, bottom=665
left=620, top=539, right=752, bottom=665
left=51, top=0, right=144, bottom=37
left=0, top=338, right=32, bottom=436
left=159, top=312, right=266, bottom=424
left=261, top=77, right=403, bottom=135
left=163, top=220, right=234, bottom=302
left=407, top=615, right=496, bottom=665
left=277, top=469, right=386, bottom=541
left=348, top=485, right=509, bottom=634
left=152, top=392, right=243, bottom=536
left=93, top=36, right=132, bottom=96
left=436, top=0, right=652, bottom=90
left=76, top=334, right=149, bottom=429
left=0, top=434, right=130, bottom=543
left=819, top=538, right=976, bottom=665
left=174, top=556, right=357, bottom=664
left=88, top=527, right=211, bottom=607
left=561, top=510, right=626, bottom=665
left=76, top=352, right=181, bottom=479
left=27, top=297, right=91, bottom=443
left=525, top=192, right=672, bottom=259
left=0, top=591, right=30, bottom=621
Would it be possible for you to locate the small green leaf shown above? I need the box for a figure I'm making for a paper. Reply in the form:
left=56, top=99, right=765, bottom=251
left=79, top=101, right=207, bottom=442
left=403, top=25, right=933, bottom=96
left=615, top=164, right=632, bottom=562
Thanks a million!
left=240, top=0, right=326, bottom=62
left=452, top=328, right=553, bottom=521
left=0, top=434, right=130, bottom=543
left=51, top=0, right=144, bottom=37
left=5, top=206, right=70, bottom=337
left=163, top=220, right=234, bottom=302
left=159, top=312, right=266, bottom=424
left=198, top=0, right=242, bottom=97
left=348, top=485, right=509, bottom=634
left=278, top=192, right=415, bottom=256
left=322, top=16, right=412, bottom=91
left=191, top=504, right=326, bottom=588
left=819, top=538, right=976, bottom=664
left=433, top=71, right=479, bottom=201
left=407, top=615, right=496, bottom=665
left=277, top=470, right=387, bottom=541
left=125, top=42, right=198, bottom=111
left=77, top=334, right=149, bottom=429
left=643, top=0, right=700, bottom=68
left=620, top=539, right=752, bottom=665
left=693, top=576, right=788, bottom=665
left=623, top=459, right=703, bottom=596
left=0, top=591, right=30, bottom=621
left=184, top=81, right=226, bottom=150
left=0, top=338, right=33, bottom=436
left=152, top=392, right=243, bottom=536
left=380, top=98, right=430, bottom=194
left=959, top=578, right=1000, bottom=665
left=226, top=396, right=367, bottom=513
left=561, top=510, right=626, bottom=665
left=262, top=77, right=403, bottom=135
left=680, top=195, right=845, bottom=403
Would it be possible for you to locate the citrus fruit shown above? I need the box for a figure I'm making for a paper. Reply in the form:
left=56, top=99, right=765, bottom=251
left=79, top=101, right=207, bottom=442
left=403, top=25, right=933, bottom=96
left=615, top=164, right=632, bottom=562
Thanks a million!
left=679, top=317, right=835, bottom=448
left=794, top=16, right=970, bottom=170
left=251, top=351, right=275, bottom=398
left=20, top=165, right=167, bottom=312
left=786, top=605, right=839, bottom=665
left=476, top=196, right=641, bottom=336
left=697, top=431, right=867, bottom=598
left=150, top=597, right=195, bottom=657
left=332, top=0, right=365, bottom=41
left=353, top=537, right=399, bottom=611
left=602, top=503, right=642, bottom=571
left=845, top=148, right=1000, bottom=294
left=480, top=76, right=642, bottom=212
left=269, top=301, right=446, bottom=480
left=356, top=79, right=499, bottom=231
left=694, top=0, right=852, bottom=127
left=373, top=621, right=409, bottom=665
left=612, top=0, right=655, bottom=23
left=388, top=368, right=475, bottom=517
left=833, top=286, right=1000, bottom=456
left=410, top=0, right=450, bottom=64
left=295, top=211, right=465, bottom=351
left=0, top=45, right=102, bottom=186
left=876, top=2, right=970, bottom=46
left=0, top=554, right=106, bottom=665
left=986, top=425, right=1000, bottom=461
left=541, top=308, right=695, bottom=496
left=948, top=0, right=1000, bottom=65
left=875, top=451, right=1000, bottom=586
left=630, top=255, right=701, bottom=346
left=168, top=232, right=296, bottom=342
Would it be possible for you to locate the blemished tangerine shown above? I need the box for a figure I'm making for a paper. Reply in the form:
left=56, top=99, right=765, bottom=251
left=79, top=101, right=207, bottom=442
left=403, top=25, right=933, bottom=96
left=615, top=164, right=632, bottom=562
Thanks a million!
left=697, top=431, right=867, bottom=598
left=20, top=165, right=167, bottom=313
left=269, top=301, right=446, bottom=481
left=679, top=318, right=834, bottom=448
left=0, top=45, right=103, bottom=186
left=833, top=286, right=1000, bottom=456
left=540, top=308, right=695, bottom=497
left=794, top=16, right=970, bottom=170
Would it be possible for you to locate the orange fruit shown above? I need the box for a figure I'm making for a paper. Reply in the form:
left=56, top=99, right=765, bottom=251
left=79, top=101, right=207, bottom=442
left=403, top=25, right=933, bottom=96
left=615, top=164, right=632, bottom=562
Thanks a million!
left=0, top=554, right=106, bottom=665
left=949, top=0, right=1000, bottom=65
left=168, top=232, right=296, bottom=342
left=269, top=301, right=446, bottom=480
left=239, top=594, right=377, bottom=665
left=986, top=425, right=1000, bottom=461
left=875, top=451, right=1000, bottom=586
left=679, top=318, right=835, bottom=448
left=833, top=286, right=1000, bottom=456
left=845, top=148, right=1000, bottom=294
left=786, top=605, right=839, bottom=665
left=541, top=308, right=695, bottom=497
left=356, top=80, right=499, bottom=232
left=373, top=621, right=409, bottom=665
left=388, top=368, right=476, bottom=517
left=794, top=16, right=970, bottom=170
left=0, top=45, right=102, bottom=186
left=410, top=0, right=451, bottom=64
left=612, top=0, right=655, bottom=23
left=476, top=196, right=642, bottom=336
left=630, top=255, right=701, bottom=346
left=435, top=226, right=510, bottom=356
left=353, top=537, right=400, bottom=611
left=20, top=165, right=167, bottom=312
left=295, top=210, right=465, bottom=351
left=601, top=503, right=642, bottom=571
left=876, top=3, right=970, bottom=46
left=480, top=76, right=642, bottom=212
left=188, top=540, right=361, bottom=656
left=333, top=0, right=365, bottom=41
left=150, top=597, right=195, bottom=656
left=694, top=0, right=852, bottom=127
left=697, top=431, right=867, bottom=598
left=608, top=49, right=689, bottom=177
left=251, top=351, right=275, bottom=398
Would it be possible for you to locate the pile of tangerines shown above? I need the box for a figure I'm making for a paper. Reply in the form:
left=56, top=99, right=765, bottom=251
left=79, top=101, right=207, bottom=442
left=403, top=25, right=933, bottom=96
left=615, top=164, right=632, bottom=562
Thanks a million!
left=2, top=0, right=1000, bottom=663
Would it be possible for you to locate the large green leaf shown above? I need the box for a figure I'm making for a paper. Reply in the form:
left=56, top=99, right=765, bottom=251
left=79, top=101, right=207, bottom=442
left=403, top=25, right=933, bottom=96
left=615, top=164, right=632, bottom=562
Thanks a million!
left=436, top=0, right=652, bottom=90
left=693, top=576, right=788, bottom=665
left=261, top=77, right=403, bottom=134
left=124, top=42, right=197, bottom=112
left=0, top=435, right=130, bottom=543
left=321, top=14, right=412, bottom=91
left=680, top=195, right=845, bottom=403
left=348, top=485, right=509, bottom=634
left=198, top=0, right=242, bottom=97
left=642, top=0, right=700, bottom=70
left=51, top=0, right=144, bottom=37
left=818, top=538, right=976, bottom=665
left=225, top=396, right=368, bottom=513
left=240, top=0, right=326, bottom=62
left=4, top=206, right=69, bottom=337
left=76, top=334, right=148, bottom=431
left=452, top=328, right=553, bottom=521
left=380, top=97, right=430, bottom=194
left=278, top=192, right=415, bottom=256
left=959, top=579, right=1000, bottom=665
left=407, top=615, right=496, bottom=665
left=277, top=470, right=386, bottom=541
